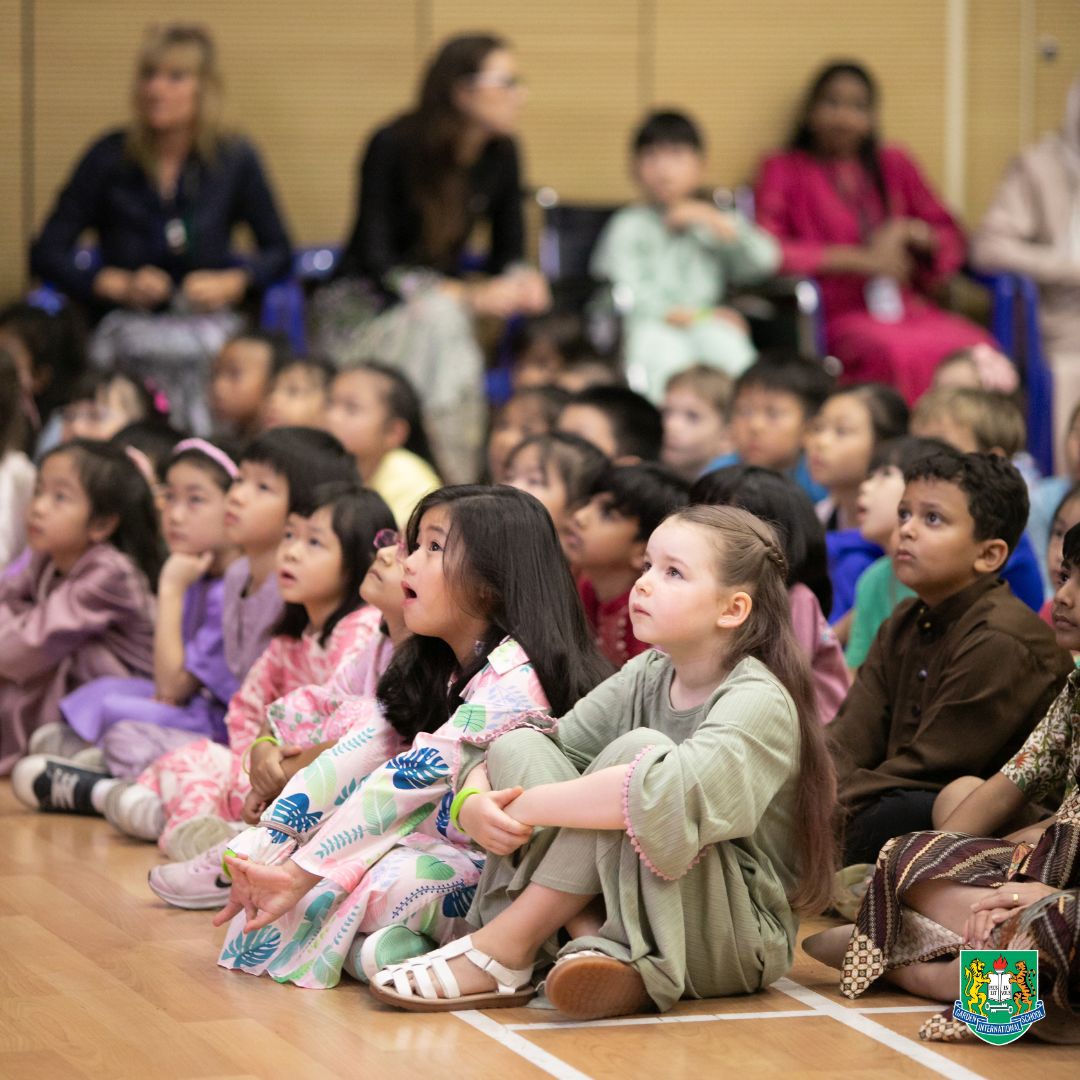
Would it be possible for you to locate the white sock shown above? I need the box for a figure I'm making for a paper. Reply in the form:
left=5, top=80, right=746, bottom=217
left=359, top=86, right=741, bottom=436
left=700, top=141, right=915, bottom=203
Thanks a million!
left=89, top=778, right=121, bottom=814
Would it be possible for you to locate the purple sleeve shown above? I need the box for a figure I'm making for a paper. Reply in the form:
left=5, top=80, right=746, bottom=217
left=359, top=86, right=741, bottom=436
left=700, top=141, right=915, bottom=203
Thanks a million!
left=183, top=577, right=240, bottom=705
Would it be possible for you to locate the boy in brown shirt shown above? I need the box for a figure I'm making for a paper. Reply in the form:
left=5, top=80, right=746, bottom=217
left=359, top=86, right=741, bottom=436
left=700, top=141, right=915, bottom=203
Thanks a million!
left=829, top=448, right=1073, bottom=865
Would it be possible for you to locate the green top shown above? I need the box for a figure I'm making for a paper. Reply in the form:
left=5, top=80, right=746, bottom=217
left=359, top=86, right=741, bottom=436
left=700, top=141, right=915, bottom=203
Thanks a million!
left=845, top=555, right=915, bottom=669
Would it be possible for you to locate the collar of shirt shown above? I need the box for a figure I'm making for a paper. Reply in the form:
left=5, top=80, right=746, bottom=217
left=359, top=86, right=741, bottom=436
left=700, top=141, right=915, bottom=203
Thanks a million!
left=911, top=574, right=1002, bottom=640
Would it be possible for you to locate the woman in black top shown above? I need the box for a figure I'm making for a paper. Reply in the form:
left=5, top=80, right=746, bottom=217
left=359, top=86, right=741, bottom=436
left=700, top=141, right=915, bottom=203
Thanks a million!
left=30, top=24, right=291, bottom=433
left=315, top=34, right=549, bottom=482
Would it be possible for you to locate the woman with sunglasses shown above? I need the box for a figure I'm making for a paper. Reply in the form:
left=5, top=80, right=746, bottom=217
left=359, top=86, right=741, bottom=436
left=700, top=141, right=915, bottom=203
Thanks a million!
left=313, top=34, right=551, bottom=483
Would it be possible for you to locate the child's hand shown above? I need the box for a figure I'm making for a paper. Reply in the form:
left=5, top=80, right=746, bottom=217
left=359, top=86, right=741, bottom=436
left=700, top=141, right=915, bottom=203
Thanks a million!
left=457, top=786, right=534, bottom=855
left=242, top=789, right=269, bottom=825
left=664, top=306, right=698, bottom=328
left=248, top=740, right=302, bottom=801
left=159, top=551, right=214, bottom=594
left=666, top=200, right=738, bottom=241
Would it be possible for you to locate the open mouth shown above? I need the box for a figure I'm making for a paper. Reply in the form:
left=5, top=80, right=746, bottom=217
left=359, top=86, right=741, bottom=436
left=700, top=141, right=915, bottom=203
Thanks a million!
left=278, top=569, right=297, bottom=587
left=402, top=584, right=417, bottom=601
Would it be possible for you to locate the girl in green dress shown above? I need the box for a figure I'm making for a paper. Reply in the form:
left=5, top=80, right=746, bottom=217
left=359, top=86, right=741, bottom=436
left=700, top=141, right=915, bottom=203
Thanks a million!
left=370, top=504, right=838, bottom=1017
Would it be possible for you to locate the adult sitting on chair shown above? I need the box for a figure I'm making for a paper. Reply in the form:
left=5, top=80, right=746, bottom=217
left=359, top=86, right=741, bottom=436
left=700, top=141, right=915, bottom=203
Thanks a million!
left=972, top=77, right=1080, bottom=471
left=29, top=23, right=292, bottom=434
left=312, top=33, right=550, bottom=483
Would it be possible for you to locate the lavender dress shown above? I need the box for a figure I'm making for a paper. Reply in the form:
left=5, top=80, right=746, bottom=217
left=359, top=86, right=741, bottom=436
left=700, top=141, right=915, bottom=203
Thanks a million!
left=221, top=557, right=284, bottom=681
left=61, top=574, right=239, bottom=777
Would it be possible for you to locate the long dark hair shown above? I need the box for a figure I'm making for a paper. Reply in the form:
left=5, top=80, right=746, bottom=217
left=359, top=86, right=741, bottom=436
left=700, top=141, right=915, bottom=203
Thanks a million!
left=276, top=482, right=395, bottom=646
left=673, top=504, right=837, bottom=915
left=397, top=33, right=508, bottom=265
left=42, top=439, right=164, bottom=588
left=0, top=348, right=26, bottom=456
left=790, top=61, right=889, bottom=215
left=691, top=464, right=832, bottom=616
left=377, top=485, right=612, bottom=741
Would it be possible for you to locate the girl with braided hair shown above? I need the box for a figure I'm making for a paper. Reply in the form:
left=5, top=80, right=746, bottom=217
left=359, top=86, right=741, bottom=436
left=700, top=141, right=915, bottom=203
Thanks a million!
left=369, top=504, right=837, bottom=1019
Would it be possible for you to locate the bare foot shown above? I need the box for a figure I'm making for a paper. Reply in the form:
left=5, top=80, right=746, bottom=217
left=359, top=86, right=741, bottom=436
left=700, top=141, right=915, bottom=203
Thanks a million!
left=214, top=856, right=319, bottom=931
left=802, top=925, right=854, bottom=969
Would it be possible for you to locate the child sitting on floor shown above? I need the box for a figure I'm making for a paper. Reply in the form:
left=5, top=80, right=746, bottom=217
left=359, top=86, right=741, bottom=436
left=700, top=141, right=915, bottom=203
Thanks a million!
left=0, top=440, right=160, bottom=772
left=486, top=385, right=570, bottom=483
left=1041, top=483, right=1080, bottom=625
left=806, top=383, right=909, bottom=623
left=210, top=331, right=293, bottom=440
left=326, top=362, right=440, bottom=527
left=827, top=448, right=1073, bottom=867
left=508, top=312, right=590, bottom=390
left=567, top=463, right=690, bottom=667
left=661, top=364, right=737, bottom=481
left=263, top=356, right=336, bottom=430
left=503, top=432, right=608, bottom=563
left=368, top=505, right=835, bottom=1019
left=590, top=109, right=779, bottom=402
left=729, top=353, right=834, bottom=502
left=558, top=385, right=663, bottom=463
left=0, top=349, right=34, bottom=569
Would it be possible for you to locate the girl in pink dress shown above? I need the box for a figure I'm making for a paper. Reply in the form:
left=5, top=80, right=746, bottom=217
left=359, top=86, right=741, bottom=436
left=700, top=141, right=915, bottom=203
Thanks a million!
left=755, top=62, right=996, bottom=403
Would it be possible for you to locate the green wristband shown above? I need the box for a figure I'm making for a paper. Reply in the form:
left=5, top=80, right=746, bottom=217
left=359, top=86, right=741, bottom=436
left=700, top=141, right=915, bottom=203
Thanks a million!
left=449, top=787, right=481, bottom=833
left=242, top=733, right=283, bottom=775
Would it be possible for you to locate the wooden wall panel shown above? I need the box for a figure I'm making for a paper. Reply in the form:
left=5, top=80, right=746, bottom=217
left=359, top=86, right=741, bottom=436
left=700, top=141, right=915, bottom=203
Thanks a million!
left=429, top=1, right=644, bottom=202
left=31, top=2, right=419, bottom=251
left=653, top=0, right=948, bottom=198
left=0, top=0, right=24, bottom=299
left=6, top=2, right=1071, bottom=300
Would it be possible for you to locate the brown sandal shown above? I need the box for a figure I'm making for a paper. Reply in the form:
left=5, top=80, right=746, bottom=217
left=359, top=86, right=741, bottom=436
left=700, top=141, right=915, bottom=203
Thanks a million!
left=544, top=951, right=651, bottom=1020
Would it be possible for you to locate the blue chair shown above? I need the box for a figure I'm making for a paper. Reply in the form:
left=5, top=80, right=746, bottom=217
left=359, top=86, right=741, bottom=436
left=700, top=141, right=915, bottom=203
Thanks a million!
left=967, top=270, right=1054, bottom=475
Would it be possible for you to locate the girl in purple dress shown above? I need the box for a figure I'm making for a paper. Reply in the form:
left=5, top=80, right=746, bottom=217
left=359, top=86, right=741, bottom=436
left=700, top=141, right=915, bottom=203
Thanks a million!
left=58, top=439, right=240, bottom=779
left=0, top=440, right=160, bottom=772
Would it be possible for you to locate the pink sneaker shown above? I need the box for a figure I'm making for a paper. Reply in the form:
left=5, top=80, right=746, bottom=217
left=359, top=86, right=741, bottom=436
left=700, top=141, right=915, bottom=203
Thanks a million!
left=147, top=839, right=231, bottom=910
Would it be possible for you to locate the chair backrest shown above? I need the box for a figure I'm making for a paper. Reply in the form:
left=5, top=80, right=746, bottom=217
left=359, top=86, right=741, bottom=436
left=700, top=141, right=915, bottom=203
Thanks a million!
left=538, top=203, right=620, bottom=282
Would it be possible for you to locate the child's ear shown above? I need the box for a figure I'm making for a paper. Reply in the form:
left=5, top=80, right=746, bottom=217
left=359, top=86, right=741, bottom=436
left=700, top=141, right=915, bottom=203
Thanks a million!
left=629, top=539, right=647, bottom=571
left=384, top=417, right=410, bottom=451
left=973, top=537, right=1009, bottom=576
left=716, top=589, right=752, bottom=630
left=88, top=514, right=120, bottom=545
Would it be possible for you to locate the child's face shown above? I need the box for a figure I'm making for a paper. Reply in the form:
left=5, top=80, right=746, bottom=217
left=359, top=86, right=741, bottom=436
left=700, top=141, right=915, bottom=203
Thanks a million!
left=661, top=387, right=729, bottom=478
left=225, top=461, right=290, bottom=554
left=557, top=404, right=618, bottom=459
left=856, top=464, right=906, bottom=548
left=26, top=451, right=96, bottom=567
left=1065, top=411, right=1080, bottom=481
left=211, top=340, right=273, bottom=429
left=894, top=478, right=1003, bottom=607
left=564, top=493, right=642, bottom=573
left=162, top=461, right=229, bottom=556
left=325, top=370, right=394, bottom=469
left=634, top=143, right=705, bottom=206
left=62, top=378, right=142, bottom=443
left=806, top=394, right=875, bottom=491
left=1051, top=561, right=1080, bottom=652
left=729, top=386, right=806, bottom=471
left=1047, top=496, right=1080, bottom=584
left=277, top=506, right=344, bottom=615
left=265, top=365, right=328, bottom=429
left=402, top=505, right=470, bottom=642
left=910, top=412, right=979, bottom=455
left=488, top=395, right=556, bottom=482
left=630, top=518, right=738, bottom=651
left=504, top=443, right=570, bottom=534
left=359, top=539, right=407, bottom=623
left=512, top=338, right=565, bottom=389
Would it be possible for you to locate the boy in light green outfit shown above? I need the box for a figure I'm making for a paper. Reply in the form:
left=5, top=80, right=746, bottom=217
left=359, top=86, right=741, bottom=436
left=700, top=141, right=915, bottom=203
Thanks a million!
left=590, top=110, right=779, bottom=403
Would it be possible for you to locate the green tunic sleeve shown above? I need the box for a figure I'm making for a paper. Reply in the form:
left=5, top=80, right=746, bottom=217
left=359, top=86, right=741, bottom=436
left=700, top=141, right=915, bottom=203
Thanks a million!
left=623, top=658, right=799, bottom=881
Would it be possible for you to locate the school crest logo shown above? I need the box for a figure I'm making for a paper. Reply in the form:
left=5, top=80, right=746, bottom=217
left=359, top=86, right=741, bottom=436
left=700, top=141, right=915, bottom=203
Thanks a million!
left=954, top=950, right=1045, bottom=1045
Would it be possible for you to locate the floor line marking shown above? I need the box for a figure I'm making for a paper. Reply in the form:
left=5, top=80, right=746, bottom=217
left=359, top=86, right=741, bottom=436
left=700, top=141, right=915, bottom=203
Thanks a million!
left=453, top=1008, right=594, bottom=1080
left=505, top=1009, right=816, bottom=1031
left=773, top=977, right=989, bottom=1080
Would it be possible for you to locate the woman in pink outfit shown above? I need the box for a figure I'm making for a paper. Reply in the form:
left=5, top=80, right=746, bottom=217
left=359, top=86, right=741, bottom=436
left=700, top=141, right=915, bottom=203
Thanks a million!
left=755, top=62, right=995, bottom=403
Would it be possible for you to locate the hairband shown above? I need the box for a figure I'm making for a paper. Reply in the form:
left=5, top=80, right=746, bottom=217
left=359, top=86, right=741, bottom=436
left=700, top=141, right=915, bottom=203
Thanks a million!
left=173, top=437, right=239, bottom=478
left=123, top=445, right=158, bottom=490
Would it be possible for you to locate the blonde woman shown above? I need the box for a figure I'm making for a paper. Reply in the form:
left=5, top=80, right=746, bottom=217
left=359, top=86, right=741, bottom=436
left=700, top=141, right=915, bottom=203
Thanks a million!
left=31, top=24, right=291, bottom=433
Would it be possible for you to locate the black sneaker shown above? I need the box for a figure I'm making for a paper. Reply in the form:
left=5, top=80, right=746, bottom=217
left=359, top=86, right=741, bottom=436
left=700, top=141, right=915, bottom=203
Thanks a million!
left=11, top=754, right=106, bottom=815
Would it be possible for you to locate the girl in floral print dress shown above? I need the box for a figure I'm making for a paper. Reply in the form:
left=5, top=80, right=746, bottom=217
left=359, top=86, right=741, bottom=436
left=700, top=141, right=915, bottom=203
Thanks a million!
left=213, top=485, right=612, bottom=988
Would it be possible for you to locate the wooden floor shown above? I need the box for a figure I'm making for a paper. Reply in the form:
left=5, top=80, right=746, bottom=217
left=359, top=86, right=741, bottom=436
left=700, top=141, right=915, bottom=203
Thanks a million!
left=0, top=780, right=1074, bottom=1080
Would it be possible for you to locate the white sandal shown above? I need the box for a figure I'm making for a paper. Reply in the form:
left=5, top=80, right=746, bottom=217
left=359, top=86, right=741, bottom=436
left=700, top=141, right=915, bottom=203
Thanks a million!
left=368, top=934, right=535, bottom=1012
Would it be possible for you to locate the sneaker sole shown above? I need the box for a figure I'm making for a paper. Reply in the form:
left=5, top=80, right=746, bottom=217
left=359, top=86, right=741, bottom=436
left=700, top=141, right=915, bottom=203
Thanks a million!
left=163, top=817, right=242, bottom=863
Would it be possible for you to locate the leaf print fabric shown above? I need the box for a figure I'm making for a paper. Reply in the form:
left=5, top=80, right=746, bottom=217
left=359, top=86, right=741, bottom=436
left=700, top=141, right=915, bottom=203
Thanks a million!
left=217, top=638, right=551, bottom=988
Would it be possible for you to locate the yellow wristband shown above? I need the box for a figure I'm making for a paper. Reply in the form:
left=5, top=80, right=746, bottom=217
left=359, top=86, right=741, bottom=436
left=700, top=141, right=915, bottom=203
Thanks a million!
left=242, top=734, right=282, bottom=776
left=449, top=787, right=481, bottom=833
